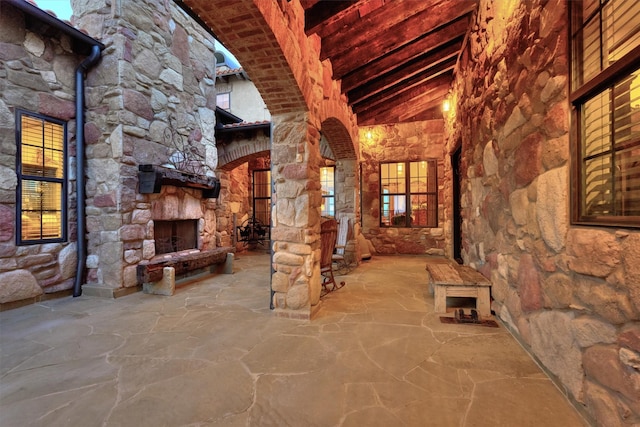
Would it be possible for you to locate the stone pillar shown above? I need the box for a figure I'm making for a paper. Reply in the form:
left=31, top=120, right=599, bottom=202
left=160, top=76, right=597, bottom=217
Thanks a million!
left=334, top=158, right=359, bottom=266
left=335, top=159, right=358, bottom=218
left=270, top=112, right=322, bottom=319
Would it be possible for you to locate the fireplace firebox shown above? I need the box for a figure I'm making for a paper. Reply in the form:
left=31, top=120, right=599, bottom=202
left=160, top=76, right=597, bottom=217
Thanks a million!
left=154, top=220, right=198, bottom=255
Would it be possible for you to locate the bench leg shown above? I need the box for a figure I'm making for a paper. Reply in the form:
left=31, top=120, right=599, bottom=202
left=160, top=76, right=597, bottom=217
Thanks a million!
left=143, top=266, right=176, bottom=296
left=434, top=285, right=447, bottom=313
left=223, top=252, right=234, bottom=274
left=476, top=287, right=491, bottom=317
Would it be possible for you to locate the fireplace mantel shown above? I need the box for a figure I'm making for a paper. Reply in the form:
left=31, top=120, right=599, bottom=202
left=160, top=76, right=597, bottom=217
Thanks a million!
left=138, top=164, right=221, bottom=198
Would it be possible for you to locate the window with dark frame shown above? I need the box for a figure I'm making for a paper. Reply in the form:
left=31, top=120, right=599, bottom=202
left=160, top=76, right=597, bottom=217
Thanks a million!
left=380, top=160, right=437, bottom=227
left=570, top=0, right=640, bottom=226
left=320, top=166, right=335, bottom=217
left=252, top=169, right=271, bottom=227
left=16, top=111, right=67, bottom=244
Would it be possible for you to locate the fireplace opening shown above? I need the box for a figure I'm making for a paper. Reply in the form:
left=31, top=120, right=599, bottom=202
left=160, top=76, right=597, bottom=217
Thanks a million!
left=154, top=220, right=198, bottom=255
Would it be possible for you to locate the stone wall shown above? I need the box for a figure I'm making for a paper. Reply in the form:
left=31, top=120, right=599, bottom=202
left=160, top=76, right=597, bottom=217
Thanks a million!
left=0, top=3, right=83, bottom=306
left=217, top=165, right=249, bottom=251
left=228, top=158, right=270, bottom=252
left=73, top=0, right=220, bottom=293
left=360, top=121, right=446, bottom=255
left=446, top=0, right=640, bottom=425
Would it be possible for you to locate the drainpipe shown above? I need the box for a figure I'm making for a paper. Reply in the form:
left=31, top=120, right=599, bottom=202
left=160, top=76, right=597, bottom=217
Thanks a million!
left=73, top=44, right=102, bottom=297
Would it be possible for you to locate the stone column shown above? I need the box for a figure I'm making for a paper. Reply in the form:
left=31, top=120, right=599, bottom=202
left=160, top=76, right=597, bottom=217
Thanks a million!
left=335, top=159, right=358, bottom=218
left=335, top=158, right=360, bottom=266
left=270, top=112, right=322, bottom=319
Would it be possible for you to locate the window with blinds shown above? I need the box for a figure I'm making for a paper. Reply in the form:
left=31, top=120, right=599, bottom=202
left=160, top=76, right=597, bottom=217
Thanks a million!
left=17, top=111, right=66, bottom=243
left=571, top=0, right=640, bottom=225
left=380, top=160, right=437, bottom=227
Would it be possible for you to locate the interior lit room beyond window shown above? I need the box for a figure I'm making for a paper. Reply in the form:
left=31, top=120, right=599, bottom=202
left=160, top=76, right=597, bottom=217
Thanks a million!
left=380, top=160, right=437, bottom=227
left=320, top=166, right=335, bottom=217
left=18, top=112, right=66, bottom=243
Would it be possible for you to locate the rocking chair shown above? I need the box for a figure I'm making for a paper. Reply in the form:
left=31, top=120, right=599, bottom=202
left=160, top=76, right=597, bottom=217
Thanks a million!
left=333, top=217, right=355, bottom=274
left=320, top=218, right=344, bottom=295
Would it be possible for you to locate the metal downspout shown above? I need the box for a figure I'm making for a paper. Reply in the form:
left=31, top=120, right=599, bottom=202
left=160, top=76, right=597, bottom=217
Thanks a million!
left=73, top=44, right=101, bottom=297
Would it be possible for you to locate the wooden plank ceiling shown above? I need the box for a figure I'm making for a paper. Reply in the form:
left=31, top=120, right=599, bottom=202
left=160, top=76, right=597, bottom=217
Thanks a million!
left=302, top=0, right=478, bottom=125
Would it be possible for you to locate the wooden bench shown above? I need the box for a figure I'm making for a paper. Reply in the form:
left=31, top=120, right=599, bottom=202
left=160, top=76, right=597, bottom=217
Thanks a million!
left=137, top=246, right=234, bottom=295
left=426, top=261, right=492, bottom=317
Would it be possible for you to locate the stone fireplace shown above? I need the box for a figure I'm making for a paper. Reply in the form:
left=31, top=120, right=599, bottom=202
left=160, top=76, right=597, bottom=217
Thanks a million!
left=137, top=163, right=223, bottom=261
left=147, top=185, right=216, bottom=260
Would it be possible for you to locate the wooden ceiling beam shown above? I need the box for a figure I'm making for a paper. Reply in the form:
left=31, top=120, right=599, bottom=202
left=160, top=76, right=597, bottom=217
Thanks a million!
left=353, top=72, right=452, bottom=117
left=396, top=90, right=449, bottom=121
left=305, top=0, right=379, bottom=37
left=346, top=44, right=459, bottom=105
left=352, top=70, right=453, bottom=114
left=337, top=15, right=471, bottom=88
left=399, top=104, right=447, bottom=124
left=319, top=0, right=435, bottom=61
left=321, top=0, right=475, bottom=65
left=357, top=84, right=449, bottom=125
left=303, top=0, right=478, bottom=125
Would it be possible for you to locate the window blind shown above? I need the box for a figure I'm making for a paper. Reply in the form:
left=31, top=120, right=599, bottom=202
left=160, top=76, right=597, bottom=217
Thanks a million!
left=19, top=113, right=65, bottom=241
left=582, top=68, right=640, bottom=217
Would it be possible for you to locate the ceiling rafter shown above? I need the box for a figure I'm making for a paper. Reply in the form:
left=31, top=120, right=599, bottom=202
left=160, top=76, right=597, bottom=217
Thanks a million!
left=358, top=82, right=450, bottom=125
left=337, top=15, right=471, bottom=87
left=353, top=72, right=452, bottom=116
left=346, top=43, right=461, bottom=106
left=302, top=0, right=478, bottom=126
left=318, top=1, right=436, bottom=62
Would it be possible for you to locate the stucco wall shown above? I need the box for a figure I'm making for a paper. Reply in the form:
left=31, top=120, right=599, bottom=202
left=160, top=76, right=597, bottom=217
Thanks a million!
left=217, top=74, right=270, bottom=123
left=446, top=0, right=640, bottom=424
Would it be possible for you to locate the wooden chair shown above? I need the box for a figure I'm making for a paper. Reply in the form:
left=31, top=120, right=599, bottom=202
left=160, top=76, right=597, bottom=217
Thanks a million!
left=333, top=217, right=354, bottom=274
left=320, top=218, right=344, bottom=294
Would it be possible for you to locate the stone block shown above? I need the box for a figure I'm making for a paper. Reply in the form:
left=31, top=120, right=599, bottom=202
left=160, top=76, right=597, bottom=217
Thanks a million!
left=285, top=282, right=309, bottom=310
left=160, top=68, right=183, bottom=90
left=583, top=345, right=640, bottom=405
left=583, top=380, right=626, bottom=427
left=516, top=254, right=543, bottom=312
left=572, top=316, right=617, bottom=348
left=143, top=266, right=175, bottom=296
left=529, top=310, right=583, bottom=400
left=536, top=166, right=568, bottom=252
left=273, top=251, right=304, bottom=267
left=222, top=252, right=234, bottom=274
left=0, top=269, right=43, bottom=303
left=619, top=326, right=640, bottom=353
left=38, top=93, right=75, bottom=120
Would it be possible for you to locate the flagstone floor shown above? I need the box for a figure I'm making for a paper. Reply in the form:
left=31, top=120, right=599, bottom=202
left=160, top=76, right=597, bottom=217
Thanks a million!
left=0, top=251, right=588, bottom=426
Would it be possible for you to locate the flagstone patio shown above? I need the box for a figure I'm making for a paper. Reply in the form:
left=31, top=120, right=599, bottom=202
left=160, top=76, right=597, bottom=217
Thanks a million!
left=0, top=252, right=588, bottom=426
